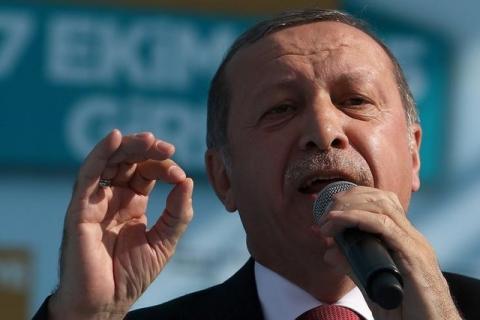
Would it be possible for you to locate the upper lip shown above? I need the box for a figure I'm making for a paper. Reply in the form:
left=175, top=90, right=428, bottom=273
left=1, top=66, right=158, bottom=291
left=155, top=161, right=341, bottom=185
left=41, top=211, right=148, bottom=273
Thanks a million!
left=297, top=170, right=356, bottom=193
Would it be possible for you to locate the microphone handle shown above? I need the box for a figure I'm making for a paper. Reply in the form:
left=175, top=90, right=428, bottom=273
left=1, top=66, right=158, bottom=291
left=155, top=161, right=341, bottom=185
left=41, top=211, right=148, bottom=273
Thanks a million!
left=335, top=228, right=404, bottom=309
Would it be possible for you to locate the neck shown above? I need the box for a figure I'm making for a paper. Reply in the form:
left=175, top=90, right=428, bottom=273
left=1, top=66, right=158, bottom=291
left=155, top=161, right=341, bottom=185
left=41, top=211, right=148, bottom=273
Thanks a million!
left=251, top=245, right=355, bottom=302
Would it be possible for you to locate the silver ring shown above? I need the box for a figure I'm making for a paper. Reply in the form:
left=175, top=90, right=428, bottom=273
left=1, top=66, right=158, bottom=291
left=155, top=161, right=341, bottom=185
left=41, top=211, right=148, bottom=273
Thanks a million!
left=99, top=178, right=112, bottom=188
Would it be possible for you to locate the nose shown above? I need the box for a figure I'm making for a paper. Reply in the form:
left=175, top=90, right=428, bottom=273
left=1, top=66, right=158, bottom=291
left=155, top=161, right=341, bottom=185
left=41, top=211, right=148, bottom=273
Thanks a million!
left=298, top=96, right=349, bottom=151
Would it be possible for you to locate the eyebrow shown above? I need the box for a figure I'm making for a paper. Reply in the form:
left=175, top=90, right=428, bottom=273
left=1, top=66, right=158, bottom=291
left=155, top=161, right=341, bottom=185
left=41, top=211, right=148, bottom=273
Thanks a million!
left=247, top=68, right=380, bottom=104
left=334, top=69, right=378, bottom=86
left=250, top=75, right=307, bottom=101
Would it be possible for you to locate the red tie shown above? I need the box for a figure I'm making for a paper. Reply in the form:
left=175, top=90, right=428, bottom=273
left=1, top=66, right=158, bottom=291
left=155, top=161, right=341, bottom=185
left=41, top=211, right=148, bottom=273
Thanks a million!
left=297, top=305, right=361, bottom=320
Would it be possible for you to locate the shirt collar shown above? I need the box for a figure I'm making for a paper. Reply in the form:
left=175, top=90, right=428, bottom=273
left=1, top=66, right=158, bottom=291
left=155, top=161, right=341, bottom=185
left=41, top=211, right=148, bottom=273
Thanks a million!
left=254, top=261, right=374, bottom=320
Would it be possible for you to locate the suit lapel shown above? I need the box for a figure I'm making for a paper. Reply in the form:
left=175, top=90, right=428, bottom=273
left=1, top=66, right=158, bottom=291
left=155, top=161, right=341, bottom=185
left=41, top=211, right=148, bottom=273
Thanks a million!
left=210, top=258, right=264, bottom=319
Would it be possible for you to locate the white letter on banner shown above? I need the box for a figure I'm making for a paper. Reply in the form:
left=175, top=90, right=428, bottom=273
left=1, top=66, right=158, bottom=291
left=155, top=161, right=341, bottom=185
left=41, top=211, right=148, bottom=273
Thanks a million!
left=47, top=14, right=116, bottom=85
left=181, top=25, right=236, bottom=75
left=112, top=18, right=189, bottom=90
left=65, top=95, right=118, bottom=160
left=151, top=102, right=206, bottom=169
left=0, top=11, right=34, bottom=79
left=118, top=97, right=206, bottom=170
left=66, top=95, right=206, bottom=170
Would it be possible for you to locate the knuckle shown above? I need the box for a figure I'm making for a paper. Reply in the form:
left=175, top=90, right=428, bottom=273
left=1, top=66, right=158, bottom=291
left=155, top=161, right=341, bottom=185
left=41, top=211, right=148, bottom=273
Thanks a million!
left=376, top=198, right=389, bottom=209
left=332, top=192, right=348, bottom=205
left=387, top=191, right=401, bottom=205
left=379, top=214, right=391, bottom=229
left=182, top=207, right=194, bottom=224
left=377, top=197, right=403, bottom=217
left=386, top=190, right=396, bottom=199
left=332, top=193, right=342, bottom=201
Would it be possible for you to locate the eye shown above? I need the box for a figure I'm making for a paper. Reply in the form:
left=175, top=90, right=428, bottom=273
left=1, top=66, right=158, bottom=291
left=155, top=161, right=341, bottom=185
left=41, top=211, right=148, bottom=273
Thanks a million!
left=264, top=103, right=297, bottom=117
left=340, top=96, right=369, bottom=108
left=257, top=103, right=298, bottom=127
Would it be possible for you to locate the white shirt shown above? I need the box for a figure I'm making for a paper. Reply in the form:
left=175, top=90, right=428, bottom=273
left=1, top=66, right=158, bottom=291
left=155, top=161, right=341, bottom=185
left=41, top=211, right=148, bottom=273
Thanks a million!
left=255, top=261, right=374, bottom=320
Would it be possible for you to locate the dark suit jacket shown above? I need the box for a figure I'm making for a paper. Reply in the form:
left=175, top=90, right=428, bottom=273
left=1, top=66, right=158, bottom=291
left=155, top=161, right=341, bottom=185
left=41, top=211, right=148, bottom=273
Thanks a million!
left=33, top=259, right=480, bottom=319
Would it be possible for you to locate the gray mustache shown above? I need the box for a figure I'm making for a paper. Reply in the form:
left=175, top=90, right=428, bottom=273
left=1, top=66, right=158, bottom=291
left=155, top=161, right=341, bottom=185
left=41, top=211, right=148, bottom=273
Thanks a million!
left=285, top=150, right=373, bottom=187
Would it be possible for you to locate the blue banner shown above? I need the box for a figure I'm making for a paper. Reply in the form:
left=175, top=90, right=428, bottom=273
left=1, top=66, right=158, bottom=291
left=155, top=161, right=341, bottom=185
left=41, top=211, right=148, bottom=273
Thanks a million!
left=0, top=4, right=251, bottom=173
left=1, top=3, right=449, bottom=183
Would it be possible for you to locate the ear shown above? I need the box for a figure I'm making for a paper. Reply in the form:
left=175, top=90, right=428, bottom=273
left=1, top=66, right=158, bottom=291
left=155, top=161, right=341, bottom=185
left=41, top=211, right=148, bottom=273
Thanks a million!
left=205, top=149, right=237, bottom=212
left=410, top=123, right=422, bottom=192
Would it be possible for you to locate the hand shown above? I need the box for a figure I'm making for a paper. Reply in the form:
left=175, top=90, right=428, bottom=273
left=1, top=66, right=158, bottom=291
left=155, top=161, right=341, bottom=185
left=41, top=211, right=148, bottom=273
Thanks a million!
left=313, top=186, right=461, bottom=320
left=48, top=130, right=194, bottom=320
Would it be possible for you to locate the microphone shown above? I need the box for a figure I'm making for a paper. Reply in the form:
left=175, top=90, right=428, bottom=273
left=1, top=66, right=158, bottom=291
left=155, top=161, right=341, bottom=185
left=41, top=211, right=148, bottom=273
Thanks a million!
left=313, top=181, right=403, bottom=309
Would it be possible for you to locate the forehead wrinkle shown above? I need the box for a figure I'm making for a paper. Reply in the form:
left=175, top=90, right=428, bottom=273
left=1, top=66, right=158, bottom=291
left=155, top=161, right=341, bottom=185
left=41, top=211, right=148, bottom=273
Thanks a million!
left=268, top=23, right=395, bottom=83
left=228, top=52, right=312, bottom=106
left=226, top=21, right=398, bottom=117
left=247, top=23, right=356, bottom=66
left=264, top=41, right=352, bottom=64
left=246, top=53, right=332, bottom=104
left=255, top=45, right=353, bottom=89
left=267, top=42, right=361, bottom=88
left=305, top=43, right=390, bottom=91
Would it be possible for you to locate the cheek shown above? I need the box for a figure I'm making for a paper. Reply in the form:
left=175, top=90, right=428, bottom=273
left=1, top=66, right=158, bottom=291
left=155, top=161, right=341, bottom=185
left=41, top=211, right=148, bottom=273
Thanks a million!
left=228, top=129, right=297, bottom=211
left=359, top=123, right=413, bottom=203
left=230, top=143, right=282, bottom=204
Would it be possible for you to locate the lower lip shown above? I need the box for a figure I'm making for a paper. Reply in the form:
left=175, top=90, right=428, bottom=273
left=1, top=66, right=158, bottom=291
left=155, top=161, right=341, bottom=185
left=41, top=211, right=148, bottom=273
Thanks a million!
left=299, top=192, right=320, bottom=201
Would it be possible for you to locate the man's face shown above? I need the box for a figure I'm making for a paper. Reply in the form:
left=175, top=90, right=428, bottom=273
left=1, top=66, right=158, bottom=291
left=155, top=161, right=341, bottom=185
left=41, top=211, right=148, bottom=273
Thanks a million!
left=214, top=22, right=421, bottom=267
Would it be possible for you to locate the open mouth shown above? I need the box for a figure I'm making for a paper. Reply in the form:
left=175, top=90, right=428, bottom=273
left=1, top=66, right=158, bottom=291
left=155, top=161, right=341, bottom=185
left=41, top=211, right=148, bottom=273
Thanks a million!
left=298, top=177, right=345, bottom=194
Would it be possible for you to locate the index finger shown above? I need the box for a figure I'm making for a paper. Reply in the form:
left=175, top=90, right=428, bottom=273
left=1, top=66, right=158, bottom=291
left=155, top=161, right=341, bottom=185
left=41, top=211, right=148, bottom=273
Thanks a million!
left=128, top=159, right=187, bottom=196
left=75, top=129, right=123, bottom=196
left=107, top=132, right=175, bottom=166
left=330, top=187, right=407, bottom=227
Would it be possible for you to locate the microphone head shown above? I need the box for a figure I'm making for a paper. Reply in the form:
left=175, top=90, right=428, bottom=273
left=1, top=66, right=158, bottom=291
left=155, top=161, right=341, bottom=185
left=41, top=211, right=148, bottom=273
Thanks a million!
left=313, top=181, right=357, bottom=224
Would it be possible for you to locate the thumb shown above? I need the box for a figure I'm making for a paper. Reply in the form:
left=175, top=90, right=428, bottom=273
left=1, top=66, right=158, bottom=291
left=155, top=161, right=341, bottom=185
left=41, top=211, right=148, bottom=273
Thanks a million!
left=147, top=178, right=194, bottom=262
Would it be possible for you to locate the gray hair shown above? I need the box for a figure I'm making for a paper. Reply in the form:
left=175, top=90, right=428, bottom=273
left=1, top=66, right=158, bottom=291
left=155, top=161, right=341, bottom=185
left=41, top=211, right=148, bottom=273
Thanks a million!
left=206, top=8, right=419, bottom=151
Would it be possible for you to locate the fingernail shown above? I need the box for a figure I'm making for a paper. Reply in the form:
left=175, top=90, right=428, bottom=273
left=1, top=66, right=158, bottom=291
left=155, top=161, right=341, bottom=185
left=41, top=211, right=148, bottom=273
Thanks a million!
left=186, top=177, right=194, bottom=189
left=134, top=132, right=155, bottom=140
left=169, top=166, right=186, bottom=180
left=111, top=128, right=121, bottom=135
left=156, top=141, right=175, bottom=154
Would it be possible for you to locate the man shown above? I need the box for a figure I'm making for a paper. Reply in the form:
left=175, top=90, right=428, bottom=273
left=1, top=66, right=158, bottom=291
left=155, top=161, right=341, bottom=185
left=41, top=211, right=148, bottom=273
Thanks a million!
left=34, top=9, right=479, bottom=320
